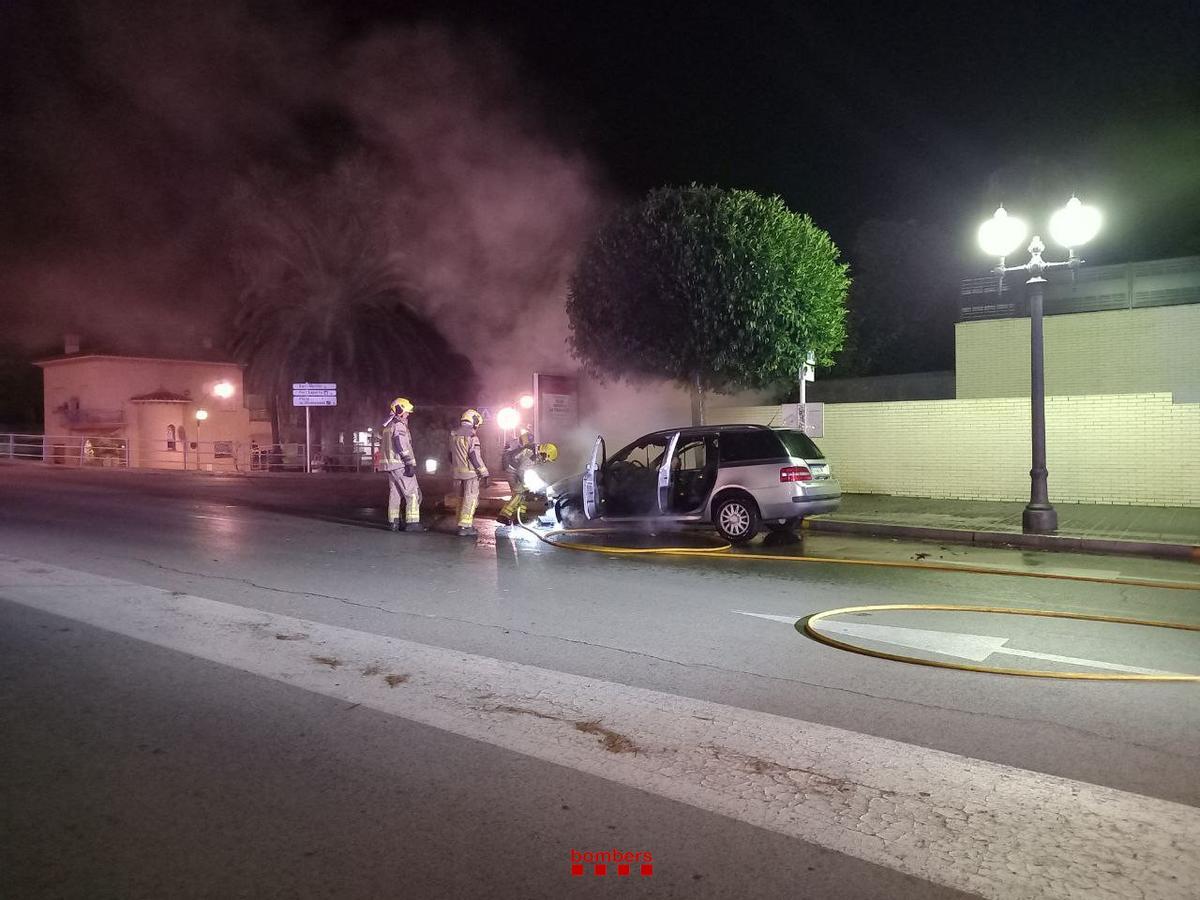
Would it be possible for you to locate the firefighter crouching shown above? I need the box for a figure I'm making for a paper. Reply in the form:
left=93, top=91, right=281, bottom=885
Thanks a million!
left=500, top=429, right=535, bottom=506
left=449, top=409, right=489, bottom=537
left=380, top=397, right=425, bottom=532
left=497, top=440, right=558, bottom=526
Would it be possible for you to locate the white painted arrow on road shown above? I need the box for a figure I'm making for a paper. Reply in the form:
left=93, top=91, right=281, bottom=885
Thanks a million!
left=732, top=610, right=1181, bottom=676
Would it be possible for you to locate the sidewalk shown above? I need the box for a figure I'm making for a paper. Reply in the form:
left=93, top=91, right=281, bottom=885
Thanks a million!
left=806, top=494, right=1200, bottom=560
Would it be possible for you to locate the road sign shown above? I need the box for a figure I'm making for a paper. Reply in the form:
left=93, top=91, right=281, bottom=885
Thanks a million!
left=292, top=382, right=337, bottom=408
left=291, top=384, right=338, bottom=473
left=292, top=397, right=337, bottom=407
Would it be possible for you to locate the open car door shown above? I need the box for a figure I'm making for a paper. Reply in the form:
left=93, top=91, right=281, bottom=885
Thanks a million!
left=656, top=431, right=681, bottom=514
left=581, top=435, right=606, bottom=519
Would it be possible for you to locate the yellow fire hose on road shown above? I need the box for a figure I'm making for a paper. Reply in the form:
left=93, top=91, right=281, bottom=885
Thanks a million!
left=514, top=516, right=1200, bottom=592
left=513, top=516, right=1200, bottom=681
left=804, top=604, right=1200, bottom=682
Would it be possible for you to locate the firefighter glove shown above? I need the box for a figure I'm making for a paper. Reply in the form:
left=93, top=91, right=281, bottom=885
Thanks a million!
left=403, top=463, right=416, bottom=478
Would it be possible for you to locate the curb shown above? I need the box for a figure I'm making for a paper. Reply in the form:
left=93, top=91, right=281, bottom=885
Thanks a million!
left=803, top=518, right=1200, bottom=562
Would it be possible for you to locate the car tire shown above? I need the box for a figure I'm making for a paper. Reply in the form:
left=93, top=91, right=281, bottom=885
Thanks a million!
left=557, top=497, right=587, bottom=530
left=713, top=494, right=761, bottom=544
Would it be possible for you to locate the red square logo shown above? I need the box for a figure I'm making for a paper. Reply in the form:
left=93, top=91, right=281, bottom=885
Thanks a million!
left=641, top=863, right=654, bottom=877
left=571, top=864, right=583, bottom=877
left=617, top=864, right=630, bottom=876
left=594, top=864, right=607, bottom=877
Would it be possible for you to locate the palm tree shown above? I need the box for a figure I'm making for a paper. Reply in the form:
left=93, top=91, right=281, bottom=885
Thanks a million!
left=228, top=162, right=475, bottom=445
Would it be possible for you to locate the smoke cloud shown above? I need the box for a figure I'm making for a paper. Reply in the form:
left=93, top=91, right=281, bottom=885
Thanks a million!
left=0, top=0, right=599, bottom=403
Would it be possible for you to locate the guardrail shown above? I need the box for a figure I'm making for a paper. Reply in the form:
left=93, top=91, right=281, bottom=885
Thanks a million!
left=1, top=434, right=378, bottom=474
left=1, top=433, right=131, bottom=467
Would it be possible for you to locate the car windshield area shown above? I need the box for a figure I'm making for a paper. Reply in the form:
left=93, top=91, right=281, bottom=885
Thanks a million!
left=605, top=434, right=671, bottom=516
left=609, top=436, right=668, bottom=469
left=776, top=429, right=824, bottom=461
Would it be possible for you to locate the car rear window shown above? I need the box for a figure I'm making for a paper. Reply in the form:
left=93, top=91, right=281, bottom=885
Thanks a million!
left=776, top=429, right=824, bottom=460
left=719, top=430, right=785, bottom=463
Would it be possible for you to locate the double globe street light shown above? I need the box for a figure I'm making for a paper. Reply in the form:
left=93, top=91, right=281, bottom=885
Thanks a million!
left=978, top=196, right=1102, bottom=534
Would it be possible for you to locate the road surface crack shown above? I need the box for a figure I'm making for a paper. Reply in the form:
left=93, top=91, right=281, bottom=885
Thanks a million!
left=127, top=557, right=398, bottom=615
left=488, top=704, right=640, bottom=754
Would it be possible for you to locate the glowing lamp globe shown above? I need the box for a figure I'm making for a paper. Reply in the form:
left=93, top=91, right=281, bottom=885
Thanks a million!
left=978, top=206, right=1028, bottom=258
left=213, top=381, right=235, bottom=399
left=496, top=407, right=519, bottom=430
left=1049, top=196, right=1101, bottom=249
left=518, top=394, right=534, bottom=410
left=195, top=409, right=209, bottom=422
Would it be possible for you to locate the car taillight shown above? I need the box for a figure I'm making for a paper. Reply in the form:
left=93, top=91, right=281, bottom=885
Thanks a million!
left=780, top=465, right=812, bottom=483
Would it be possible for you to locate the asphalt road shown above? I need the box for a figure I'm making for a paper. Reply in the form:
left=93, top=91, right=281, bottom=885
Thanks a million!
left=1, top=465, right=1197, bottom=899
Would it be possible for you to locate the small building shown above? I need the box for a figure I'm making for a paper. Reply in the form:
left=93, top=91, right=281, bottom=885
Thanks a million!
left=35, top=348, right=271, bottom=471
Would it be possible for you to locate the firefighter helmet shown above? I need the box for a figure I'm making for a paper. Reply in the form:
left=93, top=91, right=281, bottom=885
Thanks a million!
left=460, top=408, right=483, bottom=428
left=390, top=397, right=414, bottom=415
left=537, top=442, right=558, bottom=462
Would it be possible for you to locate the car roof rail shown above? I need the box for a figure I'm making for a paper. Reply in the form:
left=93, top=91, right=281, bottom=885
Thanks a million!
left=645, top=423, right=775, bottom=439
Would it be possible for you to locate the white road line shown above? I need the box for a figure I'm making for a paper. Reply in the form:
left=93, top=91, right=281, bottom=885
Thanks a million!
left=992, top=646, right=1179, bottom=675
left=734, top=610, right=1187, bottom=676
left=4, top=556, right=1199, bottom=900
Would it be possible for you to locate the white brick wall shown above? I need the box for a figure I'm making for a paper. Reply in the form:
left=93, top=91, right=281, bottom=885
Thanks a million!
left=956, top=305, right=1200, bottom=400
left=711, top=393, right=1200, bottom=507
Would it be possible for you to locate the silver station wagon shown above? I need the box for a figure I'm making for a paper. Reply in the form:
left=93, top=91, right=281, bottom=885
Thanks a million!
left=544, top=424, right=841, bottom=544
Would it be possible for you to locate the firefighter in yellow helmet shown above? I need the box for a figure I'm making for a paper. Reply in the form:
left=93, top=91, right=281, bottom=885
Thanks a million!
left=449, top=408, right=489, bottom=536
left=380, top=397, right=425, bottom=532
left=497, top=441, right=558, bottom=527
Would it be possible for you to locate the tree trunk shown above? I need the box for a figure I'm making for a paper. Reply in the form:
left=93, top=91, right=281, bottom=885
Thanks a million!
left=270, top=391, right=281, bottom=447
left=689, top=372, right=706, bottom=426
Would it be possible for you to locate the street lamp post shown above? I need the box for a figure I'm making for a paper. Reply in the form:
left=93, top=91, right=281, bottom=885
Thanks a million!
left=978, top=197, right=1101, bottom=534
left=195, top=408, right=209, bottom=472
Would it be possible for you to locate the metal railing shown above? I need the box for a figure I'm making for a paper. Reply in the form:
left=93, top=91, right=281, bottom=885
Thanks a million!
left=1, top=434, right=131, bottom=467
left=960, top=254, right=1200, bottom=321
left=1, top=434, right=378, bottom=474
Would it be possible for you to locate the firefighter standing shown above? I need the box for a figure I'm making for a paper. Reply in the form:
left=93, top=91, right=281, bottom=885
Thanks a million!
left=380, top=397, right=425, bottom=532
left=497, top=439, right=558, bottom=526
left=449, top=409, right=489, bottom=537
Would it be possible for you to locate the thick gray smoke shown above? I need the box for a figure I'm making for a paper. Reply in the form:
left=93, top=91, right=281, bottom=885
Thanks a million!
left=0, top=1, right=599, bottom=403
left=334, top=26, right=598, bottom=399
left=0, top=0, right=772, bottom=476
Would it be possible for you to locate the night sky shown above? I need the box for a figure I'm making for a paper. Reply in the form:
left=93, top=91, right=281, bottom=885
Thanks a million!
left=350, top=0, right=1200, bottom=258
left=1, top=0, right=1197, bottom=358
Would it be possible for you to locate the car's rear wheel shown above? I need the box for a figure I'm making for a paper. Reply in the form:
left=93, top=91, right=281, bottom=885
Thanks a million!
left=713, top=494, right=761, bottom=544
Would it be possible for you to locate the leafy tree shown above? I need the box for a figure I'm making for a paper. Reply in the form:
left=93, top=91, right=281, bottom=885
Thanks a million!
left=566, top=185, right=849, bottom=423
left=228, top=163, right=475, bottom=445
